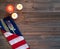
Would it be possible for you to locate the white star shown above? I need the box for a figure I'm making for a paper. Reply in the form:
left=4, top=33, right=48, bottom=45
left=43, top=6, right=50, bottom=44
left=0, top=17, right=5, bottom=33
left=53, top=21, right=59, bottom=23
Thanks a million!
left=0, top=26, right=1, bottom=28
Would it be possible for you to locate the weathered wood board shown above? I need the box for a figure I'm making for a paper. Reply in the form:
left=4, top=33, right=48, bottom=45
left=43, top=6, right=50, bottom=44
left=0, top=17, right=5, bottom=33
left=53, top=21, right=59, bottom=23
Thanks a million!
left=0, top=0, right=60, bottom=49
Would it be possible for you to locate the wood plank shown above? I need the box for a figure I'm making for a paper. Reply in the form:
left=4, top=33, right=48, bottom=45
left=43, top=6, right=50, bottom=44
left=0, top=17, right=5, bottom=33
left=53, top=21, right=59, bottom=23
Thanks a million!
left=0, top=0, right=60, bottom=49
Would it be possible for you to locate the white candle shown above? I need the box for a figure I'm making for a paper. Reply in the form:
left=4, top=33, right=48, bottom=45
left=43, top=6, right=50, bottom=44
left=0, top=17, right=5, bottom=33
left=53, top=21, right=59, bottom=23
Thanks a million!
left=11, top=13, right=18, bottom=19
left=16, top=4, right=23, bottom=10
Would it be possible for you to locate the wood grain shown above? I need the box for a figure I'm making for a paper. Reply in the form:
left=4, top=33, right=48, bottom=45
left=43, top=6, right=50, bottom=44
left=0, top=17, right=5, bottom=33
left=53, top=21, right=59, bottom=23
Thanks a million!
left=0, top=0, right=60, bottom=49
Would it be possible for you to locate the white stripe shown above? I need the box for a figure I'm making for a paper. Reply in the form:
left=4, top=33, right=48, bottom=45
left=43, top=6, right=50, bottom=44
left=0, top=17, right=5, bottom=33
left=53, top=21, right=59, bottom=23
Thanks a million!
left=4, top=32, right=13, bottom=37
left=16, top=44, right=29, bottom=49
left=9, top=36, right=24, bottom=45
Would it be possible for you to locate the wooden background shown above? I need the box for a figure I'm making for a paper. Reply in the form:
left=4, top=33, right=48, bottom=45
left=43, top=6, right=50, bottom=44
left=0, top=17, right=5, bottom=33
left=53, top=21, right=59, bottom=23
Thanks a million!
left=0, top=0, right=60, bottom=49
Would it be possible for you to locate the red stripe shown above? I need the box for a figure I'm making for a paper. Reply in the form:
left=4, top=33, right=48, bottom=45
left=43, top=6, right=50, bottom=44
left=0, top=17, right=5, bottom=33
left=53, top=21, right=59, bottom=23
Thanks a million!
left=12, top=40, right=26, bottom=49
left=6, top=34, right=18, bottom=41
left=27, top=48, right=30, bottom=49
left=1, top=30, right=30, bottom=49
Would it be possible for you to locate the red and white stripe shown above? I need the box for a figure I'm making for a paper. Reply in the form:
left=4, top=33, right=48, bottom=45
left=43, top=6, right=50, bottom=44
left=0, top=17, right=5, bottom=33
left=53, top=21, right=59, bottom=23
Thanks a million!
left=1, top=30, right=30, bottom=49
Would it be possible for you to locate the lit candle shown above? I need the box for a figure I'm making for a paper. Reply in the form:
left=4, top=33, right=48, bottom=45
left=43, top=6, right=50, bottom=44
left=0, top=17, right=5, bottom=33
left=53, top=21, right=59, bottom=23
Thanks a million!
left=11, top=13, right=18, bottom=19
left=16, top=4, right=23, bottom=10
left=6, top=4, right=14, bottom=13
